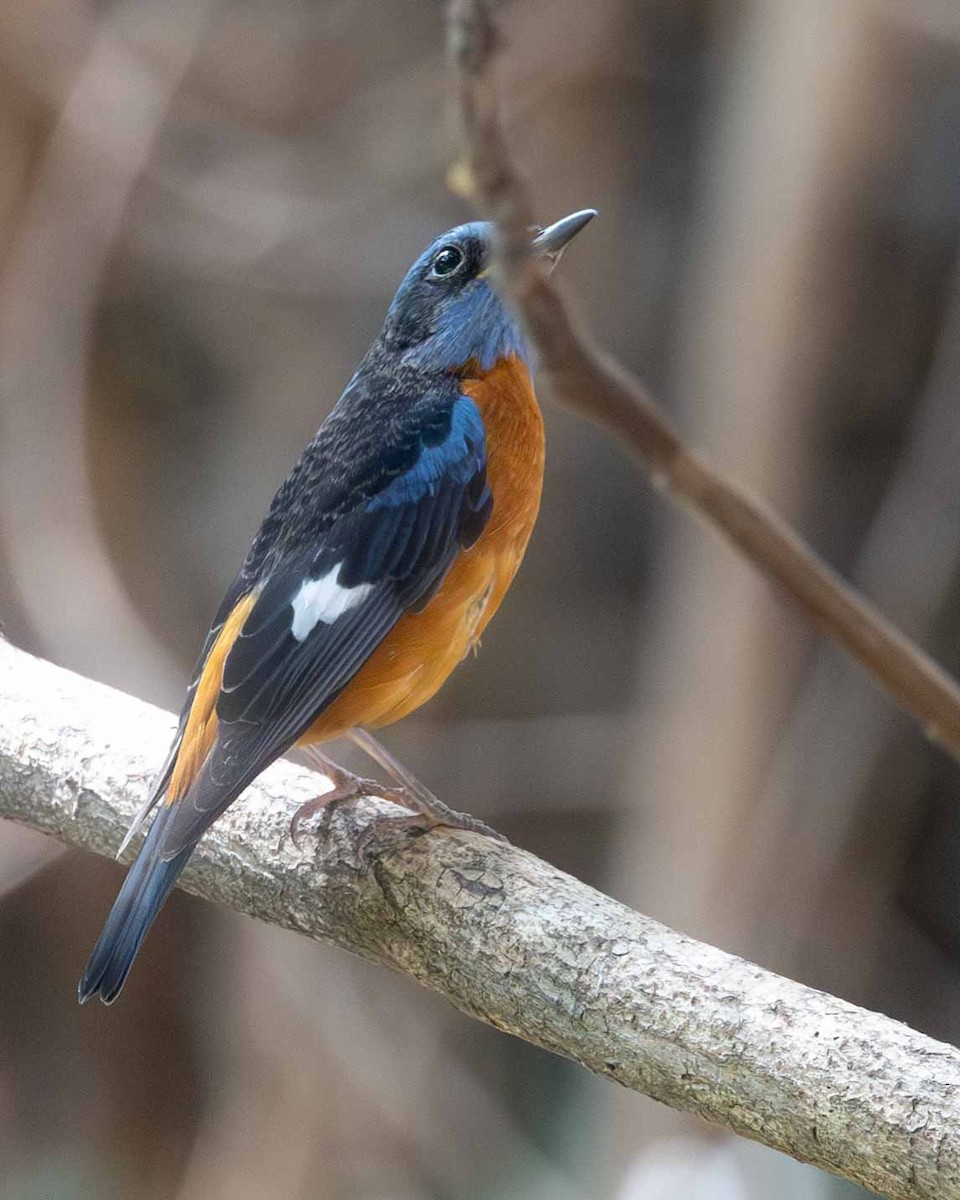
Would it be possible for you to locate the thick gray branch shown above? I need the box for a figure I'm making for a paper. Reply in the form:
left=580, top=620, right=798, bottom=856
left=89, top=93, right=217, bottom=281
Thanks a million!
left=1, top=639, right=958, bottom=1199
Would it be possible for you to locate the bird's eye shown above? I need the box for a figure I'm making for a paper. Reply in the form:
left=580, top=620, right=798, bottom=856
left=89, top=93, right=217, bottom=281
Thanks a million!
left=430, top=245, right=464, bottom=278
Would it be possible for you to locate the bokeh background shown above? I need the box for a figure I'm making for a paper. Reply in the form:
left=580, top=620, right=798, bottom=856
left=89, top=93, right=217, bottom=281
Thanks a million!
left=2, top=0, right=960, bottom=1196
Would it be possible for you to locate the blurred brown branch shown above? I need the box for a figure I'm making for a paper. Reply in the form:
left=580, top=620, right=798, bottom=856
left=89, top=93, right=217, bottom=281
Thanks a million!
left=2, top=641, right=960, bottom=1200
left=447, top=0, right=960, bottom=763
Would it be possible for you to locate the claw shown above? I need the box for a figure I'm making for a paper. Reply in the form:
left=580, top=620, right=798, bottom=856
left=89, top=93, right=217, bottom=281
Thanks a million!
left=354, top=808, right=507, bottom=858
left=291, top=753, right=414, bottom=850
left=290, top=789, right=343, bottom=850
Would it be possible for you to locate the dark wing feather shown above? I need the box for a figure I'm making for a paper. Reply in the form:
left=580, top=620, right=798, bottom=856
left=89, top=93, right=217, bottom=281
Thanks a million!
left=157, top=390, right=491, bottom=860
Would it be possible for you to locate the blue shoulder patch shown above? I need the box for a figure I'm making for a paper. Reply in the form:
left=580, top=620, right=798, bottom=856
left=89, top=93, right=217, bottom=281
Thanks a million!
left=367, top=396, right=486, bottom=510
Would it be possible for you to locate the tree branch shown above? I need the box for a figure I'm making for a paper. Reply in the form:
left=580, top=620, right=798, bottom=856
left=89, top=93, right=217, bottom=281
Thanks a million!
left=447, top=0, right=960, bottom=763
left=2, top=639, right=959, bottom=1199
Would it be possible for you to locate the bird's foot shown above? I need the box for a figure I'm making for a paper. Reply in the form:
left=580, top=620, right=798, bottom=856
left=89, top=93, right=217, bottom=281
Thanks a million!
left=293, top=742, right=506, bottom=854
left=347, top=725, right=506, bottom=848
left=290, top=756, right=408, bottom=850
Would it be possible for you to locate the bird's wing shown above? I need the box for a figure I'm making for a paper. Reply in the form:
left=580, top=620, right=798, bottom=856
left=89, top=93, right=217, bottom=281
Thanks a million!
left=116, top=573, right=251, bottom=858
left=156, top=390, right=492, bottom=860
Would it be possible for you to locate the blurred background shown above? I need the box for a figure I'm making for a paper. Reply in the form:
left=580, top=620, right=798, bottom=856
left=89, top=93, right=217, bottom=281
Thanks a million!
left=1, top=0, right=959, bottom=1196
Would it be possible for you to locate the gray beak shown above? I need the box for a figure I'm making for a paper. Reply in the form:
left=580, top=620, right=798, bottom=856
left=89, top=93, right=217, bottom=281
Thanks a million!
left=531, top=209, right=597, bottom=270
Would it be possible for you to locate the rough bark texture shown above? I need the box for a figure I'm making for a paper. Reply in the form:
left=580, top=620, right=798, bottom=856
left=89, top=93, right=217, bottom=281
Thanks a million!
left=1, top=638, right=959, bottom=1199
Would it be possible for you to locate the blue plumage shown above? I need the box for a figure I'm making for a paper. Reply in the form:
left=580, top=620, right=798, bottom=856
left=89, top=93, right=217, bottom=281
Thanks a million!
left=382, top=223, right=527, bottom=372
left=79, top=807, right=191, bottom=1004
left=367, top=397, right=487, bottom=508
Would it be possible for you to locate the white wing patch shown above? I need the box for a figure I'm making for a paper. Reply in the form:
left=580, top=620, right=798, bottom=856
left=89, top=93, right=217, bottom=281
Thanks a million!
left=290, top=565, right=374, bottom=641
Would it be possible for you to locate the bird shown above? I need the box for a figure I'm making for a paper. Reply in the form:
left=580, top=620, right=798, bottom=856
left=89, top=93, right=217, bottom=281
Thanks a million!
left=78, top=207, right=596, bottom=1004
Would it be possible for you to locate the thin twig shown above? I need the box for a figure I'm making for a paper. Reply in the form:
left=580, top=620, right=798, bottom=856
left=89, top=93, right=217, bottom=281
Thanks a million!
left=447, top=0, right=960, bottom=762
left=1, top=640, right=959, bottom=1199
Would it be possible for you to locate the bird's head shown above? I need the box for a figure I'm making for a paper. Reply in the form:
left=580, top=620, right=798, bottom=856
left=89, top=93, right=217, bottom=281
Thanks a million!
left=379, top=209, right=596, bottom=374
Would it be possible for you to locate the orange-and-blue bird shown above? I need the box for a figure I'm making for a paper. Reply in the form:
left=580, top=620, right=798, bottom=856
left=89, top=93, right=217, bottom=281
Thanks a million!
left=79, top=208, right=596, bottom=1003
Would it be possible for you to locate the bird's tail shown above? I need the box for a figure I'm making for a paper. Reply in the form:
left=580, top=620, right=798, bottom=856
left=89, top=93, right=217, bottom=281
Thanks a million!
left=78, top=807, right=192, bottom=1005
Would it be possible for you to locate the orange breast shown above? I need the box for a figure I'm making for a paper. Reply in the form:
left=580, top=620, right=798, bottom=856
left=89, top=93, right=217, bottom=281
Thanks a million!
left=299, top=353, right=544, bottom=743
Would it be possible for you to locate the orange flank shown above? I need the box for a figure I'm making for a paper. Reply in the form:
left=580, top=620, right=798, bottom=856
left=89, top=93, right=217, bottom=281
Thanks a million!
left=299, top=352, right=544, bottom=742
left=166, top=591, right=256, bottom=803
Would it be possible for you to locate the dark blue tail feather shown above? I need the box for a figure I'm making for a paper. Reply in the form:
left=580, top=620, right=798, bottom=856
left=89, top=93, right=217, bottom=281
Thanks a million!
left=78, top=808, right=193, bottom=1005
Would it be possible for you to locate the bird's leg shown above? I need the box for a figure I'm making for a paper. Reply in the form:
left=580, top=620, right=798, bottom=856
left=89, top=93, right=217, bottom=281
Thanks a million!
left=292, top=734, right=505, bottom=852
left=346, top=727, right=506, bottom=846
left=291, top=745, right=410, bottom=849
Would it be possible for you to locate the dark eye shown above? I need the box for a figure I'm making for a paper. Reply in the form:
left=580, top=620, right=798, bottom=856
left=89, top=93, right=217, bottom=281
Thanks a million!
left=430, top=245, right=464, bottom=278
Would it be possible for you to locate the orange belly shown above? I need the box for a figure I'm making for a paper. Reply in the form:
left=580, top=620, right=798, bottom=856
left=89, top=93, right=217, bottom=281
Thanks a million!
left=298, top=353, right=544, bottom=743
